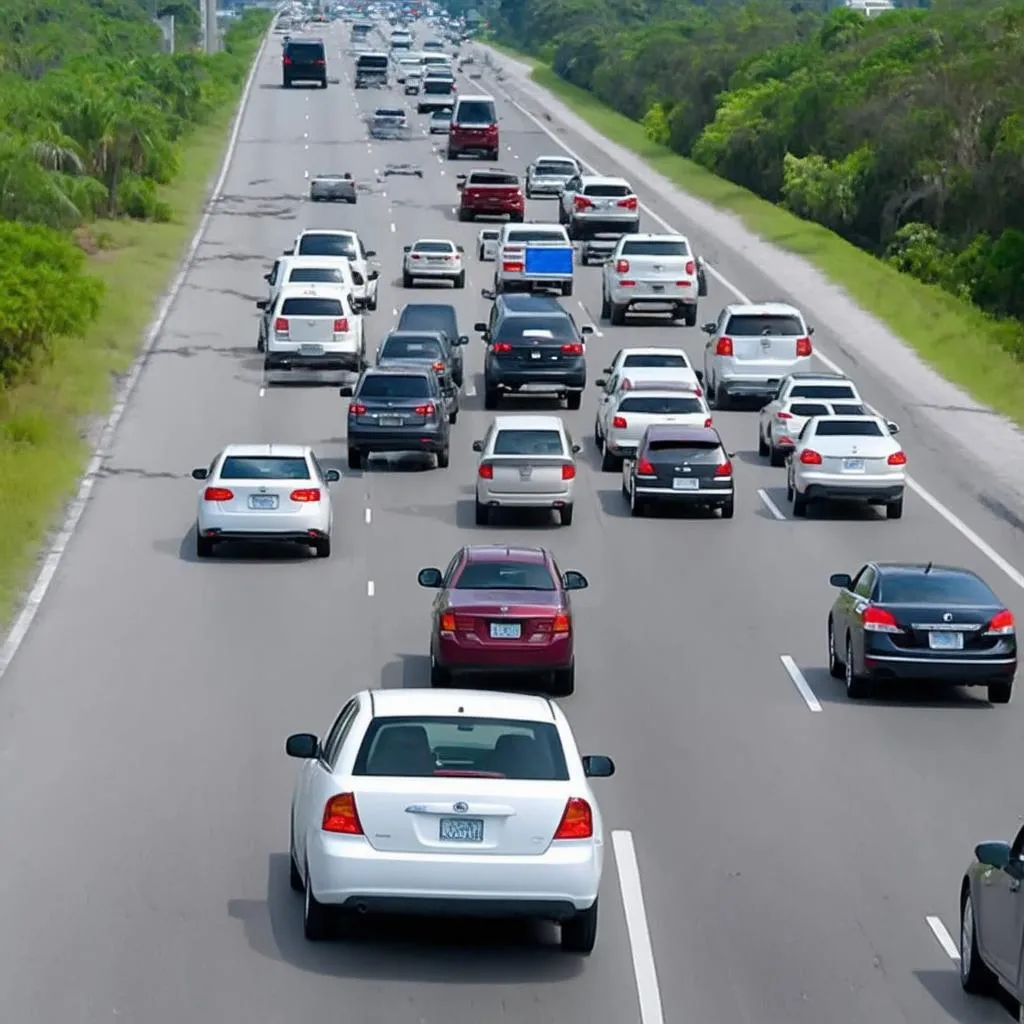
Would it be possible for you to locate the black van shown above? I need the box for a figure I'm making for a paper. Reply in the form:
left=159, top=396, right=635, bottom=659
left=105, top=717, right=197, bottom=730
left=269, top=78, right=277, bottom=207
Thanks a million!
left=355, top=52, right=389, bottom=89
left=283, top=38, right=327, bottom=88
left=396, top=303, right=469, bottom=387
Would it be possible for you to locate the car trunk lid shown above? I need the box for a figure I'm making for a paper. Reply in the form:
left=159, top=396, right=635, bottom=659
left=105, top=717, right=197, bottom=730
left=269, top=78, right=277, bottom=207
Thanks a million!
left=486, top=454, right=571, bottom=494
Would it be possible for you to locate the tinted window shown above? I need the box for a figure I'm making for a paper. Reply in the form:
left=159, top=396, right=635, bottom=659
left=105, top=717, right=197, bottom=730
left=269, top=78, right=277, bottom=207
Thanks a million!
left=470, top=172, right=518, bottom=186
left=454, top=560, right=556, bottom=591
left=375, top=109, right=404, bottom=118
left=788, top=402, right=830, bottom=417
left=497, top=316, right=575, bottom=342
left=431, top=110, right=452, bottom=120
left=535, top=160, right=577, bottom=175
left=506, top=229, right=566, bottom=243
left=287, top=268, right=345, bottom=284
left=814, top=420, right=884, bottom=437
left=353, top=716, right=569, bottom=780
left=877, top=572, right=999, bottom=606
left=425, top=79, right=454, bottom=94
left=287, top=42, right=324, bottom=61
left=791, top=384, right=857, bottom=399
left=493, top=429, right=564, bottom=455
left=619, top=396, right=703, bottom=414
left=398, top=307, right=455, bottom=336
left=358, top=374, right=432, bottom=398
left=297, top=234, right=357, bottom=258
left=220, top=456, right=310, bottom=480
left=647, top=440, right=721, bottom=462
left=831, top=403, right=865, bottom=415
left=456, top=100, right=496, bottom=123
left=622, top=353, right=689, bottom=368
left=583, top=183, right=630, bottom=197
left=280, top=297, right=343, bottom=316
left=413, top=241, right=454, bottom=253
left=726, top=314, right=804, bottom=336
left=620, top=240, right=689, bottom=256
left=380, top=337, right=444, bottom=359
left=357, top=55, right=388, bottom=69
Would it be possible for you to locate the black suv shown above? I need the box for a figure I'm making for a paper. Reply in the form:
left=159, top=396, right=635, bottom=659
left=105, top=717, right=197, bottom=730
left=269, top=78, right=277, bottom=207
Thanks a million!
left=476, top=293, right=593, bottom=410
left=283, top=38, right=327, bottom=88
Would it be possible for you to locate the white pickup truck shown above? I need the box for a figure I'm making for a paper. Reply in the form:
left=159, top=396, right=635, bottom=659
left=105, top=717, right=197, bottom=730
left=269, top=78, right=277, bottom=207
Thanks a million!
left=493, top=223, right=575, bottom=297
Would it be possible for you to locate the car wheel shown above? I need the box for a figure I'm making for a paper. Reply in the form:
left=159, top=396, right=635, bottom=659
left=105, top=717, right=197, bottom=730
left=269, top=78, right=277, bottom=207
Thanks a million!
left=436, top=447, right=450, bottom=469
left=600, top=438, right=618, bottom=472
left=610, top=302, right=626, bottom=326
left=303, top=863, right=333, bottom=941
left=402, top=272, right=414, bottom=287
left=886, top=497, right=904, bottom=519
left=475, top=499, right=489, bottom=526
left=560, top=504, right=574, bottom=527
left=457, top=208, right=472, bottom=222
left=484, top=387, right=499, bottom=410
left=786, top=474, right=794, bottom=502
left=758, top=429, right=769, bottom=457
left=448, top=410, right=458, bottom=425
left=561, top=899, right=597, bottom=953
left=454, top=271, right=466, bottom=289
left=561, top=281, right=573, bottom=297
left=600, top=289, right=610, bottom=320
left=988, top=680, right=1013, bottom=704
left=196, top=533, right=215, bottom=559
left=565, top=391, right=582, bottom=411
left=792, top=488, right=808, bottom=517
left=366, top=294, right=377, bottom=312
left=827, top=618, right=844, bottom=679
left=720, top=499, right=734, bottom=519
left=960, top=889, right=997, bottom=993
left=289, top=821, right=303, bottom=892
left=684, top=307, right=698, bottom=327
left=430, top=656, right=450, bottom=688
left=769, top=445, right=786, bottom=468
left=478, top=246, right=485, bottom=260
left=347, top=448, right=362, bottom=470
left=315, top=536, right=331, bottom=558
left=446, top=147, right=456, bottom=159
left=593, top=419, right=602, bottom=446
left=552, top=661, right=575, bottom=696
left=845, top=636, right=872, bottom=699
left=714, top=387, right=730, bottom=410
left=629, top=482, right=645, bottom=517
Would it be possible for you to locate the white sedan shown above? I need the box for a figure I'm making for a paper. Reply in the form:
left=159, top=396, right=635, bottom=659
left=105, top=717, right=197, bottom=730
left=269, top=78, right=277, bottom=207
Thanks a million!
left=402, top=238, right=466, bottom=288
left=786, top=415, right=906, bottom=519
left=286, top=687, right=615, bottom=953
left=192, top=444, right=339, bottom=558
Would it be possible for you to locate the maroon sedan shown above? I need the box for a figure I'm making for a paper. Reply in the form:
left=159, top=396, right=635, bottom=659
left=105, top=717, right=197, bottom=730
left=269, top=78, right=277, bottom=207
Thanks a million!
left=417, top=545, right=589, bottom=697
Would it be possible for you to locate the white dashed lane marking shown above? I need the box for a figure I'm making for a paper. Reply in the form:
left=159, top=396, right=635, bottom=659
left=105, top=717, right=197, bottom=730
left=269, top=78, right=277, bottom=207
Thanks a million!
left=364, top=507, right=372, bottom=525
left=367, top=580, right=375, bottom=597
left=757, top=489, right=786, bottom=521
left=926, top=916, right=960, bottom=960
left=780, top=655, right=822, bottom=713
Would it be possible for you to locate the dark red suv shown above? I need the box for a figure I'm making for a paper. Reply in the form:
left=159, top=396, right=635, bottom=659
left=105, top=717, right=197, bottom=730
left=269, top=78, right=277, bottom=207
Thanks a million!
left=447, top=95, right=499, bottom=160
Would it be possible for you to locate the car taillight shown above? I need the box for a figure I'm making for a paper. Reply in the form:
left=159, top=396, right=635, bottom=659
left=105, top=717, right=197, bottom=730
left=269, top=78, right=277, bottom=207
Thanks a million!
left=432, top=362, right=445, bottom=371
left=703, top=417, right=713, bottom=428
left=561, top=464, right=576, bottom=480
left=283, top=56, right=293, bottom=65
left=887, top=451, right=907, bottom=466
left=615, top=259, right=629, bottom=273
left=862, top=606, right=901, bottom=634
left=414, top=403, right=436, bottom=416
left=290, top=488, right=321, bottom=502
left=617, top=196, right=638, bottom=210
left=333, top=318, right=349, bottom=332
left=799, top=449, right=822, bottom=465
left=409, top=253, right=421, bottom=260
left=486, top=122, right=497, bottom=134
left=440, top=611, right=456, bottom=631
left=322, top=793, right=363, bottom=835
left=612, top=416, right=627, bottom=429
left=203, top=487, right=233, bottom=501
left=796, top=336, right=813, bottom=357
left=561, top=343, right=584, bottom=355
left=553, top=797, right=593, bottom=840
left=478, top=463, right=493, bottom=479
left=636, top=457, right=656, bottom=475
left=514, top=190, right=524, bottom=201
left=492, top=342, right=512, bottom=353
left=348, top=402, right=367, bottom=415
left=502, top=262, right=524, bottom=273
left=776, top=411, right=793, bottom=420
left=314, top=59, right=325, bottom=65
left=986, top=609, right=1016, bottom=635
left=715, top=337, right=733, bottom=357
left=621, top=378, right=633, bottom=390
left=573, top=196, right=593, bottom=211
left=714, top=461, right=732, bottom=477
left=552, top=612, right=570, bottom=633
left=685, top=260, right=695, bottom=275
left=274, top=317, right=289, bottom=333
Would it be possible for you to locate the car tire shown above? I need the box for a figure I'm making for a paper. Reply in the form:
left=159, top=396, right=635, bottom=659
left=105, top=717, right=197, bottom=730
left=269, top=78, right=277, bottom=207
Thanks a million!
left=600, top=438, right=618, bottom=472
left=560, top=504, right=574, bottom=527
left=196, top=534, right=215, bottom=559
left=347, top=448, right=362, bottom=470
left=478, top=246, right=485, bottom=260
left=561, top=281, right=573, bottom=297
left=988, top=680, right=1013, bottom=704
left=684, top=307, right=698, bottom=327
left=488, top=149, right=499, bottom=161
left=714, top=387, right=730, bottom=410
left=430, top=657, right=450, bottom=688
left=960, top=889, right=997, bottom=992
left=303, top=864, right=333, bottom=942
left=720, top=499, right=734, bottom=519
left=457, top=208, right=472, bottom=222
left=757, top=429, right=769, bottom=457
left=610, top=302, right=626, bottom=326
left=886, top=497, right=904, bottom=519
left=484, top=387, right=499, bottom=410
left=366, top=294, right=377, bottom=312
left=315, top=536, right=331, bottom=558
left=289, top=821, right=303, bottom=892
left=446, top=147, right=456, bottom=159
left=565, top=391, right=582, bottom=411
left=845, top=636, right=872, bottom=699
left=769, top=446, right=786, bottom=468
left=475, top=499, right=489, bottom=526
left=827, top=618, right=844, bottom=679
left=454, top=271, right=466, bottom=288
left=561, top=899, right=597, bottom=954
left=629, top=483, right=645, bottom=517
left=449, top=410, right=458, bottom=425
left=347, top=196, right=356, bottom=204
left=402, top=271, right=414, bottom=287
left=600, top=289, right=610, bottom=320
left=593, top=420, right=602, bottom=446
left=510, top=212, right=524, bottom=223
left=436, top=447, right=450, bottom=469
left=551, top=661, right=575, bottom=696
left=792, top=490, right=808, bottom=517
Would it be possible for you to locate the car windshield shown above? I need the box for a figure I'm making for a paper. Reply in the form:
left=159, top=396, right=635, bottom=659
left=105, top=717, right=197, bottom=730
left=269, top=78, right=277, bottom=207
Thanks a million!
left=619, top=396, right=703, bottom=414
left=219, top=456, right=310, bottom=480
left=788, top=402, right=830, bottom=417
left=620, top=240, right=689, bottom=256
left=493, top=429, right=564, bottom=455
left=431, top=110, right=451, bottom=120
left=454, top=560, right=556, bottom=591
left=877, top=572, right=998, bottom=605
left=353, top=716, right=569, bottom=780
left=381, top=337, right=444, bottom=359
left=499, top=317, right=576, bottom=342
left=413, top=241, right=454, bottom=253
left=280, top=297, right=344, bottom=316
left=287, top=268, right=345, bottom=284
left=535, top=160, right=576, bottom=175
left=647, top=439, right=720, bottom=462
left=814, top=420, right=884, bottom=437
left=622, top=353, right=689, bottom=368
left=506, top=229, right=565, bottom=243
left=358, top=375, right=432, bottom=398
left=726, top=314, right=804, bottom=336
left=791, top=384, right=857, bottom=399
left=456, top=100, right=496, bottom=123
left=297, top=234, right=357, bottom=258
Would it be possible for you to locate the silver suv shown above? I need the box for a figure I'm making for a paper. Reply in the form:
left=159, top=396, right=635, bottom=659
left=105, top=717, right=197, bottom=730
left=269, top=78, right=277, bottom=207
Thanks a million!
left=558, top=174, right=639, bottom=240
left=701, top=302, right=814, bottom=410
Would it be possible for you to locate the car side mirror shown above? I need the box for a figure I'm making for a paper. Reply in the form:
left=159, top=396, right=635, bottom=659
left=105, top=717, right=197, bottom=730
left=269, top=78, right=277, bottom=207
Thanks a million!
left=480, top=288, right=495, bottom=300
left=701, top=322, right=716, bottom=334
left=581, top=325, right=594, bottom=335
left=456, top=181, right=464, bottom=191
left=472, top=440, right=483, bottom=452
left=976, top=840, right=1013, bottom=870
left=595, top=379, right=607, bottom=388
left=324, top=469, right=341, bottom=482
left=403, top=245, right=412, bottom=252
left=887, top=421, right=900, bottom=435
left=571, top=444, right=582, bottom=454
left=829, top=573, right=853, bottom=589
left=456, top=245, right=464, bottom=253
left=191, top=467, right=208, bottom=480
left=458, top=335, right=469, bottom=345
left=417, top=567, right=443, bottom=588
left=285, top=732, right=319, bottom=759
left=473, top=321, right=487, bottom=332
left=602, top=366, right=612, bottom=374
left=263, top=272, right=272, bottom=282
left=582, top=754, right=615, bottom=778
left=695, top=370, right=704, bottom=383
left=283, top=248, right=294, bottom=255
left=368, top=269, right=379, bottom=281
left=726, top=450, right=735, bottom=458
left=365, top=249, right=377, bottom=258
left=562, top=570, right=588, bottom=591
left=255, top=299, right=268, bottom=310
left=808, top=326, right=815, bottom=335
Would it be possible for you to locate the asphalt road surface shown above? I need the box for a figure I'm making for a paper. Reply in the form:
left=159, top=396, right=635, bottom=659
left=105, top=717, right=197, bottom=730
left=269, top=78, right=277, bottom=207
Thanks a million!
left=0, top=20, right=1022, bottom=1024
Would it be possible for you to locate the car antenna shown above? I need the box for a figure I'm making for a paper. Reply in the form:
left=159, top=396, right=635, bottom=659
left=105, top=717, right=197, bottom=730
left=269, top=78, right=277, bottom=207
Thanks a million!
left=924, top=561, right=933, bottom=574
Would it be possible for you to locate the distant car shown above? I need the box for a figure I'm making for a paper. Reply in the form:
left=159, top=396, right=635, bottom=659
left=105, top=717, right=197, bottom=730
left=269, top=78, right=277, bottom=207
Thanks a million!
left=404, top=69, right=422, bottom=94
left=473, top=414, right=580, bottom=526
left=402, top=238, right=466, bottom=288
left=376, top=330, right=459, bottom=423
left=191, top=444, right=339, bottom=558
left=600, top=233, right=701, bottom=326
left=283, top=37, right=328, bottom=88
left=827, top=562, right=1016, bottom=702
left=309, top=173, right=357, bottom=203
left=477, top=227, right=500, bottom=261
left=456, top=168, right=524, bottom=223
left=369, top=107, right=410, bottom=138
left=786, top=414, right=905, bottom=519
left=525, top=155, right=582, bottom=198
left=285, top=687, right=615, bottom=952
left=417, top=545, right=589, bottom=695
left=429, top=107, right=452, bottom=133
left=601, top=346, right=702, bottom=388
left=447, top=93, right=499, bottom=160
left=396, top=302, right=468, bottom=387
left=558, top=174, right=639, bottom=240
left=284, top=230, right=379, bottom=311
left=757, top=373, right=862, bottom=465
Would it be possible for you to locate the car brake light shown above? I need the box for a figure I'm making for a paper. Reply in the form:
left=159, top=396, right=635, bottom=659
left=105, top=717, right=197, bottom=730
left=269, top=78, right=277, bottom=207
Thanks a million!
left=432, top=362, right=445, bottom=372
left=573, top=196, right=593, bottom=211
left=862, top=606, right=901, bottom=634
left=561, top=343, right=584, bottom=355
left=348, top=402, right=367, bottom=415
left=478, top=463, right=493, bottom=479
left=636, top=457, right=656, bottom=476
left=274, top=317, right=289, bottom=333
left=552, top=612, right=570, bottom=633
left=553, top=797, right=593, bottom=840
left=314, top=59, right=325, bottom=65
left=410, top=253, right=421, bottom=260
left=776, top=411, right=793, bottom=420
left=502, top=262, right=524, bottom=273
left=615, top=259, right=629, bottom=273
left=492, top=342, right=512, bottom=353
left=621, top=378, right=633, bottom=390
left=283, top=56, right=293, bottom=65
left=414, top=403, right=436, bottom=416
left=986, top=609, right=1016, bottom=635
left=333, top=318, right=349, bottom=332
left=714, top=460, right=732, bottom=477
left=290, top=488, right=321, bottom=502
left=685, top=260, right=695, bottom=275
left=887, top=451, right=907, bottom=466
left=440, top=611, right=456, bottom=631
left=322, top=793, right=363, bottom=835
left=617, top=196, right=638, bottom=210
left=612, top=415, right=627, bottom=429
left=796, top=336, right=813, bottom=357
left=203, top=487, right=233, bottom=501
left=703, top=417, right=713, bottom=428
left=561, top=464, right=575, bottom=480
left=715, top=337, right=733, bottom=357
left=799, top=449, right=823, bottom=465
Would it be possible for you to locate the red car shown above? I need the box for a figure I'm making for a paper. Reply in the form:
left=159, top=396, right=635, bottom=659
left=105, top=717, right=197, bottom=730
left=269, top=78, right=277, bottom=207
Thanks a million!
left=418, top=545, right=589, bottom=696
left=456, top=169, right=525, bottom=223
left=447, top=94, right=500, bottom=160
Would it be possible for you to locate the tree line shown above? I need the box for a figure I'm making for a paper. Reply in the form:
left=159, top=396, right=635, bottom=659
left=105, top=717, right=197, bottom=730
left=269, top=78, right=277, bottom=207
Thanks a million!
left=487, top=0, right=1024, bottom=351
left=0, top=0, right=270, bottom=385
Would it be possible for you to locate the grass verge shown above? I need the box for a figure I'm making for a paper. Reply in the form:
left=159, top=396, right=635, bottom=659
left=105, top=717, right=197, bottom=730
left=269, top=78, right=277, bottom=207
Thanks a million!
left=0, top=46, right=263, bottom=629
left=485, top=42, right=1024, bottom=428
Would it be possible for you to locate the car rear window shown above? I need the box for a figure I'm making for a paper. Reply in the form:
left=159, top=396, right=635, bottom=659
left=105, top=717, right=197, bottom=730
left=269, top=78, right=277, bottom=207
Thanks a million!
left=375, top=108, right=404, bottom=118
left=505, top=229, right=566, bottom=243
left=791, top=384, right=857, bottom=400
left=358, top=374, right=432, bottom=398
left=493, top=429, right=564, bottom=455
left=280, top=297, right=344, bottom=316
left=583, top=183, right=630, bottom=197
left=425, top=79, right=454, bottom=94
left=726, top=314, right=804, bottom=335
left=353, top=716, right=569, bottom=780
left=287, top=268, right=345, bottom=285
left=831, top=403, right=865, bottom=415
left=297, top=234, right=357, bottom=258
left=620, top=240, right=689, bottom=256
left=287, top=43, right=324, bottom=61
left=456, top=99, right=496, bottom=123
left=397, top=308, right=456, bottom=336
left=622, top=353, right=689, bottom=368
left=535, top=160, right=577, bottom=175
left=647, top=440, right=721, bottom=462
left=380, top=337, right=444, bottom=359
left=469, top=172, right=518, bottom=187
left=498, top=317, right=575, bottom=342
left=619, top=397, right=703, bottom=414
left=219, top=456, right=310, bottom=480
left=788, top=402, right=830, bottom=417
left=814, top=420, right=884, bottom=437
left=413, top=241, right=454, bottom=253
left=357, top=55, right=388, bottom=69
left=454, top=561, right=556, bottom=591
left=876, top=572, right=998, bottom=606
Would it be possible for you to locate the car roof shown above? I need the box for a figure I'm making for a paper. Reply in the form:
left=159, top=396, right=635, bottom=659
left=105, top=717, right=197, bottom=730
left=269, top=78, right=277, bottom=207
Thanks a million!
left=808, top=414, right=881, bottom=424
left=277, top=283, right=348, bottom=297
left=312, top=172, right=349, bottom=179
left=412, top=238, right=456, bottom=246
left=620, top=381, right=701, bottom=394
left=220, top=443, right=309, bottom=458
left=361, top=365, right=433, bottom=377
left=367, top=688, right=557, bottom=724
left=644, top=424, right=720, bottom=443
left=298, top=228, right=357, bottom=239
left=464, top=545, right=550, bottom=565
left=467, top=167, right=517, bottom=176
left=456, top=93, right=495, bottom=101
left=399, top=302, right=456, bottom=315
left=491, top=414, right=565, bottom=431
left=579, top=174, right=631, bottom=187
left=384, top=329, right=446, bottom=341
left=496, top=293, right=567, bottom=314
left=534, top=154, right=578, bottom=163
left=619, top=232, right=689, bottom=243
left=724, top=302, right=803, bottom=316
left=872, top=562, right=982, bottom=578
left=784, top=372, right=851, bottom=381
left=616, top=347, right=687, bottom=358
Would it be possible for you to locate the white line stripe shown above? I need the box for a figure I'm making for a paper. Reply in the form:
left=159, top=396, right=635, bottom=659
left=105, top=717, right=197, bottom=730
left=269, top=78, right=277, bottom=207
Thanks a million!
left=612, top=830, right=665, bottom=1024
left=926, top=916, right=960, bottom=960
left=367, top=580, right=375, bottom=597
left=465, top=385, right=477, bottom=398
left=757, top=488, right=786, bottom=521
left=364, top=507, right=372, bottom=525
left=779, top=655, right=822, bottom=712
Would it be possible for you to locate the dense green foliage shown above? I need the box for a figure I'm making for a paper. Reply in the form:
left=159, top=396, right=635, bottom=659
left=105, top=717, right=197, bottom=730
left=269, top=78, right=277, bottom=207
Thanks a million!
left=489, top=0, right=1024, bottom=348
left=0, top=0, right=270, bottom=385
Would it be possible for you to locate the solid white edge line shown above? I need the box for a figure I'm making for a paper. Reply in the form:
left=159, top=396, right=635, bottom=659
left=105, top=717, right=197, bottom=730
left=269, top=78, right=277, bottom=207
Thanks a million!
left=367, top=580, right=375, bottom=597
left=926, top=915, right=961, bottom=960
left=0, top=26, right=272, bottom=681
left=490, top=62, right=1024, bottom=596
left=611, top=830, right=665, bottom=1024
left=779, top=655, right=822, bottom=713
left=757, top=488, right=786, bottom=521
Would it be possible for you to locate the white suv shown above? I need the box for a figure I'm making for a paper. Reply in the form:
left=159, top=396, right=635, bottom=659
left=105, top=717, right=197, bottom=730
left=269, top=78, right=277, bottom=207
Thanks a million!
left=558, top=174, right=639, bottom=240
left=600, top=233, right=700, bottom=326
left=284, top=230, right=380, bottom=311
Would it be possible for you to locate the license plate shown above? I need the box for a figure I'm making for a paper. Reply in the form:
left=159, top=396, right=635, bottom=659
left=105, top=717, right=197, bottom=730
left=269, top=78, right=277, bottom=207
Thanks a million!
left=929, top=632, right=964, bottom=650
left=439, top=817, right=484, bottom=842
left=379, top=416, right=403, bottom=427
left=651, top=284, right=664, bottom=293
left=249, top=495, right=278, bottom=509
left=530, top=351, right=541, bottom=359
left=299, top=344, right=324, bottom=355
left=842, top=459, right=865, bottom=472
left=672, top=478, right=699, bottom=490
left=490, top=622, right=521, bottom=639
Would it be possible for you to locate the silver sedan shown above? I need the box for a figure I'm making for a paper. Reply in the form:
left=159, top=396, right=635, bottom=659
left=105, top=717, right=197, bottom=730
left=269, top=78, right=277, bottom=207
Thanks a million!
left=309, top=173, right=357, bottom=203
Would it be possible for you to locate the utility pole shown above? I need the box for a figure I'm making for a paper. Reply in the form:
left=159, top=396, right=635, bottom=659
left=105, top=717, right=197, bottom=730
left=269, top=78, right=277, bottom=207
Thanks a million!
left=199, top=0, right=218, bottom=52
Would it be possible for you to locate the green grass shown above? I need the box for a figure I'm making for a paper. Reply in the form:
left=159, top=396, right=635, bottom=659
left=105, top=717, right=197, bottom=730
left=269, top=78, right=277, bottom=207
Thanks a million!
left=0, top=54, right=262, bottom=628
left=486, top=44, right=1024, bottom=427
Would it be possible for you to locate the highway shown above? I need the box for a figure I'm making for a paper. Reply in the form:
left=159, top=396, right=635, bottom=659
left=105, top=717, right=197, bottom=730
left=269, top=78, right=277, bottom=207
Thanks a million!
left=0, top=18, right=1021, bottom=1023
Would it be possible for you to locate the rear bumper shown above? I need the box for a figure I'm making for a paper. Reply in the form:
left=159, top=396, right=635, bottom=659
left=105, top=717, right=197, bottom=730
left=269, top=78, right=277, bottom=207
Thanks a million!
left=198, top=528, right=327, bottom=543
left=284, top=72, right=326, bottom=84
left=405, top=265, right=463, bottom=279
left=570, top=215, right=638, bottom=234
left=635, top=484, right=733, bottom=506
left=485, top=366, right=586, bottom=392
left=609, top=285, right=696, bottom=307
left=462, top=202, right=525, bottom=217
left=197, top=509, right=329, bottom=538
left=526, top=181, right=565, bottom=195
left=436, top=632, right=573, bottom=671
left=449, top=136, right=499, bottom=154
left=798, top=475, right=904, bottom=503
left=265, top=352, right=361, bottom=372
left=477, top=483, right=574, bottom=508
left=354, top=76, right=388, bottom=88
left=347, top=428, right=448, bottom=454
left=861, top=648, right=1016, bottom=684
left=497, top=275, right=572, bottom=292
left=718, top=377, right=783, bottom=398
